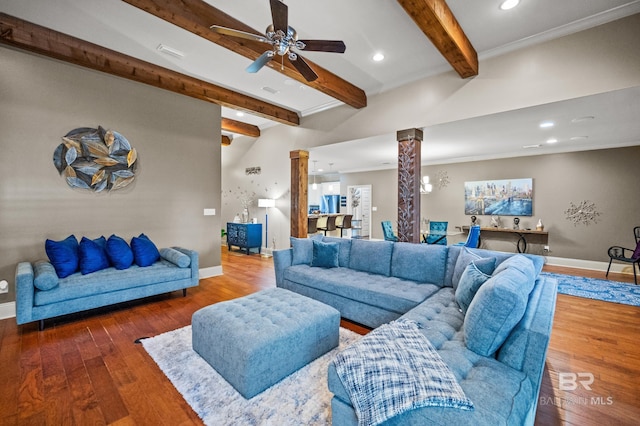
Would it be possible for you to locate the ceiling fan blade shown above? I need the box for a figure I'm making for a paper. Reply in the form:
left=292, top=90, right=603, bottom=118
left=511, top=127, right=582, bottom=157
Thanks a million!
left=290, top=55, right=318, bottom=82
left=210, top=25, right=270, bottom=44
left=270, top=0, right=288, bottom=34
left=246, top=51, right=274, bottom=73
left=298, top=40, right=346, bottom=53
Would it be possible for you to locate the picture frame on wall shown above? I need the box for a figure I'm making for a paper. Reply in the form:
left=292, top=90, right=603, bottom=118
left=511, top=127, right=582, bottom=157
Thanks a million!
left=464, top=178, right=533, bottom=216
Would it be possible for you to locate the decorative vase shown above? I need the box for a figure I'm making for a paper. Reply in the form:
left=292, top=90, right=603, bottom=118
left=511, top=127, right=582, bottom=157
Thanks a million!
left=241, top=209, right=249, bottom=224
left=536, top=219, right=544, bottom=231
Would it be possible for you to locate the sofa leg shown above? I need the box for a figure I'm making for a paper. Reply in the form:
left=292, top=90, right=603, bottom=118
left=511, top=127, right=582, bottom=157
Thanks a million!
left=39, top=320, right=44, bottom=331
left=183, top=288, right=187, bottom=297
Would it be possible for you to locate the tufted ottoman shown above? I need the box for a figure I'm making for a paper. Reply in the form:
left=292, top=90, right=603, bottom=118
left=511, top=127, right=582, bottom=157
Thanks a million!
left=192, top=287, right=340, bottom=398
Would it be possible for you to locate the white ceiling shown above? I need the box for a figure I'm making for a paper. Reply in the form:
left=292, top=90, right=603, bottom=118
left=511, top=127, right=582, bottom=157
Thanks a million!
left=2, top=0, right=639, bottom=171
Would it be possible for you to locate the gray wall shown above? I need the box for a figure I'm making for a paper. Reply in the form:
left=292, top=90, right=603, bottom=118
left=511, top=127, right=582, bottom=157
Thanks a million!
left=0, top=47, right=222, bottom=304
left=340, top=146, right=640, bottom=262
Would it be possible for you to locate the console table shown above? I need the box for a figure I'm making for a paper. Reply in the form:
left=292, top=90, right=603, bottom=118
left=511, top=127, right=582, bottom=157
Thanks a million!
left=227, top=222, right=262, bottom=255
left=461, top=226, right=548, bottom=253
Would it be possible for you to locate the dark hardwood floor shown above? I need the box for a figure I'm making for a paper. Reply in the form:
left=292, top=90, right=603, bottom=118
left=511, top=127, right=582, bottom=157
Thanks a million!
left=0, top=248, right=638, bottom=425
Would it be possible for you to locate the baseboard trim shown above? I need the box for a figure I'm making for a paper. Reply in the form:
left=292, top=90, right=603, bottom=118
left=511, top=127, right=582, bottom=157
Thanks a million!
left=545, top=256, right=633, bottom=275
left=0, top=301, right=16, bottom=320
left=199, top=266, right=223, bottom=279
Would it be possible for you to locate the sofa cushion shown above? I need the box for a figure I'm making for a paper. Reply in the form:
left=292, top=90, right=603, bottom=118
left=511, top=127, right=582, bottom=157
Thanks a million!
left=79, top=236, right=111, bottom=275
left=283, top=265, right=438, bottom=314
left=391, top=243, right=448, bottom=285
left=34, top=260, right=191, bottom=306
left=349, top=239, right=394, bottom=276
left=452, top=248, right=495, bottom=290
left=131, top=234, right=160, bottom=267
left=160, top=247, right=191, bottom=268
left=492, top=254, right=536, bottom=278
left=463, top=263, right=535, bottom=357
left=45, top=235, right=79, bottom=278
left=106, top=235, right=134, bottom=270
left=322, top=236, right=352, bottom=267
left=290, top=235, right=323, bottom=265
left=311, top=240, right=339, bottom=268
left=33, top=261, right=59, bottom=291
left=455, top=259, right=495, bottom=314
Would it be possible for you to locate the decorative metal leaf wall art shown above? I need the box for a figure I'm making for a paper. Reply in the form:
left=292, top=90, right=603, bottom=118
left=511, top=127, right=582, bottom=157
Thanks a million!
left=53, top=126, right=138, bottom=192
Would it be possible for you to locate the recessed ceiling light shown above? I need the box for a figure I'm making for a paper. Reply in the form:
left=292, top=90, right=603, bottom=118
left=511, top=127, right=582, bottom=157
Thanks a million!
left=546, top=138, right=558, bottom=144
left=539, top=121, right=554, bottom=129
left=372, top=52, right=385, bottom=62
left=236, top=112, right=244, bottom=117
left=570, top=136, right=589, bottom=141
left=262, top=86, right=279, bottom=94
left=156, top=44, right=185, bottom=59
left=500, top=0, right=520, bottom=11
left=317, top=168, right=324, bottom=172
left=571, top=116, right=595, bottom=123
left=523, top=144, right=542, bottom=149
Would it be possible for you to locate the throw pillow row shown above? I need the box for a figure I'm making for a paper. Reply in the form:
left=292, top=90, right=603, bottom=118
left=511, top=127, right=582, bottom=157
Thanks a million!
left=45, top=233, right=162, bottom=278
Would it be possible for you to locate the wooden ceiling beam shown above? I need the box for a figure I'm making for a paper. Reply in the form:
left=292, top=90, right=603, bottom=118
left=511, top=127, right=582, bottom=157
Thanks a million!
left=122, top=0, right=367, bottom=109
left=397, top=0, right=478, bottom=78
left=0, top=13, right=299, bottom=126
left=221, top=118, right=260, bottom=138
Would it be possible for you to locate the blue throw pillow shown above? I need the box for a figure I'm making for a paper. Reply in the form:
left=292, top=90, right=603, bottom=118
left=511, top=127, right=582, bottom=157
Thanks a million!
left=463, top=267, right=532, bottom=356
left=106, top=234, right=134, bottom=270
left=45, top=235, right=79, bottom=278
left=33, top=260, right=59, bottom=291
left=455, top=258, right=496, bottom=313
left=79, top=236, right=110, bottom=275
left=160, top=247, right=191, bottom=268
left=311, top=240, right=339, bottom=268
left=131, top=233, right=160, bottom=267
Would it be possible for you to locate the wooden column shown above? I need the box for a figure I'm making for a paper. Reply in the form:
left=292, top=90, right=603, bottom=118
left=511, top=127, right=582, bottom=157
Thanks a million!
left=397, top=128, right=423, bottom=243
left=290, top=150, right=309, bottom=238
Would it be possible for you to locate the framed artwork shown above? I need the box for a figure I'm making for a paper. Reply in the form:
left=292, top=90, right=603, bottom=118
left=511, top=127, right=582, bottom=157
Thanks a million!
left=464, top=178, right=533, bottom=216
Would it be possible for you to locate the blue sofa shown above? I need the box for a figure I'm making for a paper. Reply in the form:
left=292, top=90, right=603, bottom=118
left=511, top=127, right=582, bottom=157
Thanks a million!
left=16, top=247, right=199, bottom=330
left=273, top=237, right=557, bottom=426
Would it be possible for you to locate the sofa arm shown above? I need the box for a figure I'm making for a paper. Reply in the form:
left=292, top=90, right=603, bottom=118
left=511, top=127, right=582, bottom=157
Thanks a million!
left=15, top=262, right=35, bottom=325
left=273, top=248, right=293, bottom=288
left=170, top=247, right=199, bottom=286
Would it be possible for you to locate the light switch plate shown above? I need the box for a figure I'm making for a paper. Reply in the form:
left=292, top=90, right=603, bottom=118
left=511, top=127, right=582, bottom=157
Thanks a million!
left=204, top=208, right=216, bottom=216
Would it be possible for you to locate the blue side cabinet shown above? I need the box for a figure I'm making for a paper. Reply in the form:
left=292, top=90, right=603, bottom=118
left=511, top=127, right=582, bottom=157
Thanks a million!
left=227, top=222, right=262, bottom=255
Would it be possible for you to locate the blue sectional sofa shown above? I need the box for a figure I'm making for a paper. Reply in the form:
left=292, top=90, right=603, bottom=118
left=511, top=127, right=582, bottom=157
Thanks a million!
left=273, top=237, right=557, bottom=426
left=16, top=247, right=199, bottom=330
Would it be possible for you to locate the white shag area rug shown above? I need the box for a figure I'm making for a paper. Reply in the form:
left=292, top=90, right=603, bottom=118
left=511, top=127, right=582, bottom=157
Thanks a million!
left=141, top=325, right=361, bottom=426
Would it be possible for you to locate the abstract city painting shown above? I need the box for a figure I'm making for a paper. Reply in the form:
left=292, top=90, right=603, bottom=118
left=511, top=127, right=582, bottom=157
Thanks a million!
left=464, top=178, right=533, bottom=216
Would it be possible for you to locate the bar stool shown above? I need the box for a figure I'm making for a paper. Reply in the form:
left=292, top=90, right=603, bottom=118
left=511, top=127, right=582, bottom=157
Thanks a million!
left=308, top=217, right=319, bottom=234
left=337, top=214, right=353, bottom=237
left=318, top=215, right=337, bottom=236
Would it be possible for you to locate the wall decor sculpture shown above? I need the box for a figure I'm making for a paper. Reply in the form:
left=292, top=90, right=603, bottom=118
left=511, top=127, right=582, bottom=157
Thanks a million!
left=53, top=126, right=138, bottom=192
left=564, top=200, right=601, bottom=226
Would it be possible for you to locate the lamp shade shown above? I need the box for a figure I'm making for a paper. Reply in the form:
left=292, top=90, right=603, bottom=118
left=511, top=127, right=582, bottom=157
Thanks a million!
left=258, top=198, right=275, bottom=208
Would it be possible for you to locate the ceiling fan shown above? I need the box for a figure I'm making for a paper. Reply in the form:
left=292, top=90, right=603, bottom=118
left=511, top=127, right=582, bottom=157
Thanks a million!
left=210, top=0, right=346, bottom=82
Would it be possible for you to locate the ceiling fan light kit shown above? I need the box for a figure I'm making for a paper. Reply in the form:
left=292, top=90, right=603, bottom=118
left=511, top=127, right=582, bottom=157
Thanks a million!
left=210, top=0, right=346, bottom=82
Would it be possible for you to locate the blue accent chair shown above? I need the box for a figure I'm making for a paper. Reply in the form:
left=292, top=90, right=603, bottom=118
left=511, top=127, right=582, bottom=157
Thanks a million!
left=381, top=221, right=398, bottom=242
left=425, top=221, right=448, bottom=245
left=455, top=225, right=481, bottom=248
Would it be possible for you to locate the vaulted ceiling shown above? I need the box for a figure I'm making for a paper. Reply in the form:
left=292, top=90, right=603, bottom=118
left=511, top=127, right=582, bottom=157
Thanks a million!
left=1, top=0, right=639, bottom=164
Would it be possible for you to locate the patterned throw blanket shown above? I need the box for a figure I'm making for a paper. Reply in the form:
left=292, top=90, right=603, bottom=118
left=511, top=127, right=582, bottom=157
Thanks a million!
left=334, top=319, right=473, bottom=426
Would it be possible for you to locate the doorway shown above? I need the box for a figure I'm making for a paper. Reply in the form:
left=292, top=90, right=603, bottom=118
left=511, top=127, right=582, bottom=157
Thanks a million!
left=347, top=185, right=372, bottom=238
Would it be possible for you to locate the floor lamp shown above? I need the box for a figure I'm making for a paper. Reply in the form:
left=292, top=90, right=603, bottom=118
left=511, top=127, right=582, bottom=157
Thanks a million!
left=258, top=198, right=275, bottom=257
